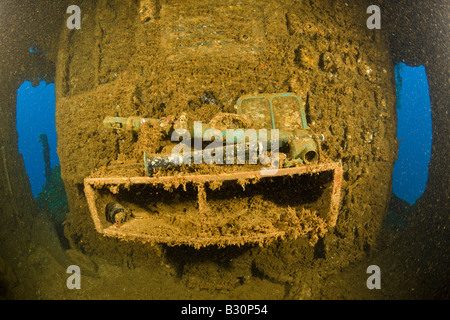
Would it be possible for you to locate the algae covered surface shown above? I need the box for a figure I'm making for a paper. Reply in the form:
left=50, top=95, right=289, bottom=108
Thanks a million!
left=54, top=0, right=399, bottom=298
left=0, top=0, right=448, bottom=301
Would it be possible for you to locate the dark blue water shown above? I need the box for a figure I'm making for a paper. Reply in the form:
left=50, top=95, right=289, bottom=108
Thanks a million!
left=392, top=63, right=432, bottom=204
left=16, top=81, right=59, bottom=197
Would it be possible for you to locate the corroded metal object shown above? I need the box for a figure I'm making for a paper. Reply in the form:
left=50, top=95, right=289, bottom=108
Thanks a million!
left=85, top=93, right=342, bottom=248
left=105, top=202, right=129, bottom=224
left=85, top=162, right=343, bottom=247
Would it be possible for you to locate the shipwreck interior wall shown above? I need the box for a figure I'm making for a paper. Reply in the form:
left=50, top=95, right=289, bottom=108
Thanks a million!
left=382, top=0, right=449, bottom=296
left=55, top=0, right=397, bottom=272
left=0, top=0, right=448, bottom=299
